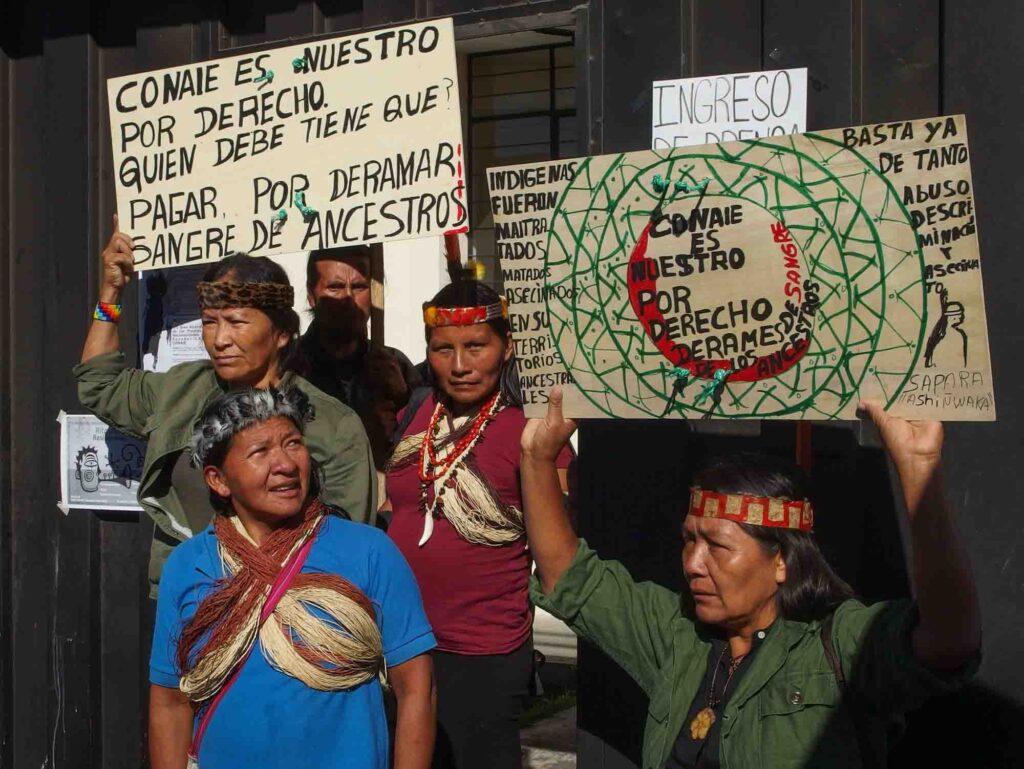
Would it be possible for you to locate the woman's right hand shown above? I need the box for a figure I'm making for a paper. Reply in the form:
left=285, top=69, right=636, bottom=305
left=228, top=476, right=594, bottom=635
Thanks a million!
left=100, top=214, right=135, bottom=301
left=521, top=387, right=577, bottom=463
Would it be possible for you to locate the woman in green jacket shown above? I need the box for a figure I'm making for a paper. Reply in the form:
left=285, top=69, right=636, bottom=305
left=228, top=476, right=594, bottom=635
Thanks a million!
left=520, top=389, right=980, bottom=768
left=75, top=219, right=376, bottom=596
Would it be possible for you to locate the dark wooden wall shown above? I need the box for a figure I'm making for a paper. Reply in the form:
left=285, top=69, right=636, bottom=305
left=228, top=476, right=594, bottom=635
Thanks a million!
left=1, top=2, right=1022, bottom=767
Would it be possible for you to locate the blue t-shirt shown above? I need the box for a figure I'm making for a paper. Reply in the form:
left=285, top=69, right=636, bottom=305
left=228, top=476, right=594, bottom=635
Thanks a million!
left=150, top=515, right=436, bottom=769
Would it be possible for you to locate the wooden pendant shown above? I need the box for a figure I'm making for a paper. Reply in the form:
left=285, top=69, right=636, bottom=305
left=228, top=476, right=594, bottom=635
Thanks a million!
left=689, top=707, right=716, bottom=740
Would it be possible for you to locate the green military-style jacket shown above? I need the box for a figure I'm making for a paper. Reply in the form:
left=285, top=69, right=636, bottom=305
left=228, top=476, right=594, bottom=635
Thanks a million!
left=531, top=540, right=975, bottom=769
left=75, top=352, right=377, bottom=596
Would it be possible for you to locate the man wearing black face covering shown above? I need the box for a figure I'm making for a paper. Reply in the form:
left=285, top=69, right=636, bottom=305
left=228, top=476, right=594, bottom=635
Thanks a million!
left=300, top=246, right=423, bottom=472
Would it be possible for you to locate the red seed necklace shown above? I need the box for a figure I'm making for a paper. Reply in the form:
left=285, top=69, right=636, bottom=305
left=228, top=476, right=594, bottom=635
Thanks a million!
left=417, top=392, right=503, bottom=542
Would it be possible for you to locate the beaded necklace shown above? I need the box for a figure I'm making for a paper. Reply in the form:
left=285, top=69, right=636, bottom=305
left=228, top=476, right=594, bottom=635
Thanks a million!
left=416, top=392, right=503, bottom=541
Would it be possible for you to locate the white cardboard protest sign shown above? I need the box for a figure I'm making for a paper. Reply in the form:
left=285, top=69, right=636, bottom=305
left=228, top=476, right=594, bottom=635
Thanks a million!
left=652, top=68, right=807, bottom=149
left=107, top=19, right=466, bottom=270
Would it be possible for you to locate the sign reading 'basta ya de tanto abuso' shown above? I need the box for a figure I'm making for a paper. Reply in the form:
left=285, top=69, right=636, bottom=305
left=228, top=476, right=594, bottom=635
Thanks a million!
left=107, top=19, right=466, bottom=269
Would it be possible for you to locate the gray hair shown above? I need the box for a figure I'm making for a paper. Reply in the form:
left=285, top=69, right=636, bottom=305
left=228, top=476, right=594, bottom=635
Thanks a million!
left=190, top=387, right=312, bottom=468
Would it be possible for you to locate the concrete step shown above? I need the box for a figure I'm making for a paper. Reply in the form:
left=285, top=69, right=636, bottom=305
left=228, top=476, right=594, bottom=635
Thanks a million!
left=522, top=746, right=576, bottom=768
left=521, top=705, right=576, bottom=767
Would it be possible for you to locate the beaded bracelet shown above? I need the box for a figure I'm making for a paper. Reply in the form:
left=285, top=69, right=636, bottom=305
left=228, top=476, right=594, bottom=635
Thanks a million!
left=93, top=301, right=122, bottom=323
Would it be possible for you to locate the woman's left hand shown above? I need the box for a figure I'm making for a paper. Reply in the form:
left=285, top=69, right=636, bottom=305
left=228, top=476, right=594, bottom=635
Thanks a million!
left=859, top=400, right=943, bottom=468
left=859, top=400, right=944, bottom=514
left=860, top=406, right=981, bottom=671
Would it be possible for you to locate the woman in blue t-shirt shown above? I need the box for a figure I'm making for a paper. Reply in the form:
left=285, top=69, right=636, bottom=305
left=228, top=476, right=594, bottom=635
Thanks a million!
left=148, top=387, right=436, bottom=769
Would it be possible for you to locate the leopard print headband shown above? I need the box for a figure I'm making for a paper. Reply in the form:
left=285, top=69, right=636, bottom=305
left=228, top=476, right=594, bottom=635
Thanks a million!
left=196, top=281, right=295, bottom=310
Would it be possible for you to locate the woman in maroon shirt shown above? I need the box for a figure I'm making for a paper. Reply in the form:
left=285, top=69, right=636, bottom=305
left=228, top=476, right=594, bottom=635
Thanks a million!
left=386, top=280, right=572, bottom=769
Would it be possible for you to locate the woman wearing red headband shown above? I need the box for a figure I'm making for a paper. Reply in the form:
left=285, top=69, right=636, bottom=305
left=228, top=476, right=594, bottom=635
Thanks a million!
left=521, top=390, right=980, bottom=768
left=385, top=280, right=573, bottom=769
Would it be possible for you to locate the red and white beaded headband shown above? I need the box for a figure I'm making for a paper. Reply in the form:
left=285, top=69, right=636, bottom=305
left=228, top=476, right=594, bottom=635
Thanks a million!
left=687, top=487, right=814, bottom=532
left=422, top=298, right=509, bottom=328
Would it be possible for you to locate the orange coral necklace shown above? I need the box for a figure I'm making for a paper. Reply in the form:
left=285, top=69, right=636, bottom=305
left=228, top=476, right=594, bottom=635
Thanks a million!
left=417, top=392, right=502, bottom=502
